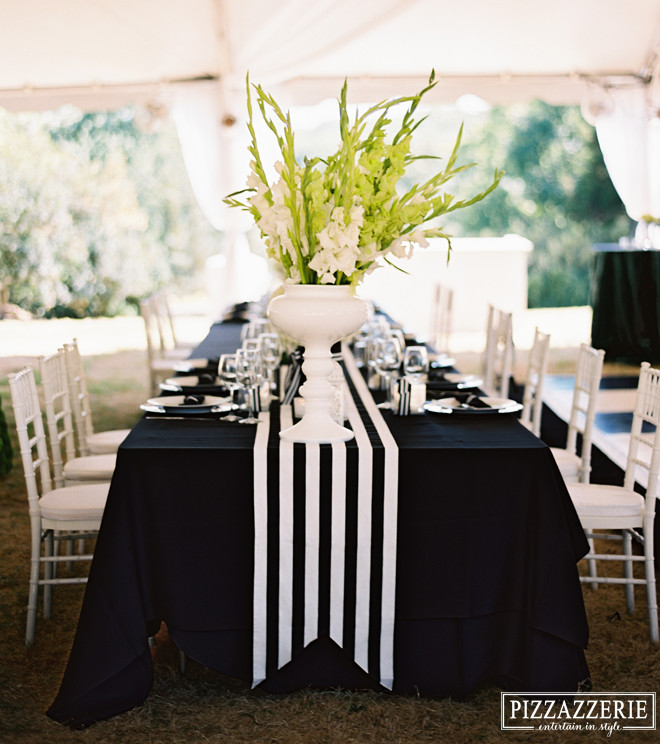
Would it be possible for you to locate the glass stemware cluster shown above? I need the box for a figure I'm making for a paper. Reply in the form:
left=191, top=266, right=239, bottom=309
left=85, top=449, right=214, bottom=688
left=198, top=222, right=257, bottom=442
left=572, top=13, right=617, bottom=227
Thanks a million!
left=218, top=319, right=283, bottom=424
left=353, top=314, right=429, bottom=410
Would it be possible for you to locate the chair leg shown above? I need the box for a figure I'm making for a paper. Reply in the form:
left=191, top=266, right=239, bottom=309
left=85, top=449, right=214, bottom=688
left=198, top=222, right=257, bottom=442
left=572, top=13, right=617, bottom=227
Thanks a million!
left=586, top=535, right=598, bottom=590
left=61, top=529, right=74, bottom=571
left=26, top=525, right=42, bottom=647
left=644, top=526, right=658, bottom=643
left=622, top=530, right=634, bottom=613
left=43, top=531, right=54, bottom=620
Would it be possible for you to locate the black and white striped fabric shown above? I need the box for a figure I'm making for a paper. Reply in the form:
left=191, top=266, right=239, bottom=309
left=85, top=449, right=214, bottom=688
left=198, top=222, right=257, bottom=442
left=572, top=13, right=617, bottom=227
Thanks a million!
left=252, top=344, right=398, bottom=689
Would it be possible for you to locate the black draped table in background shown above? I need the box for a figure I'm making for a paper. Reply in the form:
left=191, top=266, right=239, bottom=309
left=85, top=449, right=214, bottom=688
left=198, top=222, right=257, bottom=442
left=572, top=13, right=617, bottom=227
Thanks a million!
left=591, top=243, right=660, bottom=363
left=47, top=321, right=590, bottom=728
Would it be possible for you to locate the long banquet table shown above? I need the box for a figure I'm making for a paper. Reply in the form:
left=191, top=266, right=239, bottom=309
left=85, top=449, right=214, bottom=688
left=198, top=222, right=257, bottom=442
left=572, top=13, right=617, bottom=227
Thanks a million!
left=47, top=320, right=590, bottom=727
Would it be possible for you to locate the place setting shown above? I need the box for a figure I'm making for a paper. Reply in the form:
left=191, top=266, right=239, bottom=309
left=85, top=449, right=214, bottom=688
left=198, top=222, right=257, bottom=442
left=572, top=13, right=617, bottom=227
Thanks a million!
left=423, top=393, right=524, bottom=415
left=353, top=327, right=523, bottom=417
left=143, top=319, right=284, bottom=423
left=140, top=393, right=238, bottom=419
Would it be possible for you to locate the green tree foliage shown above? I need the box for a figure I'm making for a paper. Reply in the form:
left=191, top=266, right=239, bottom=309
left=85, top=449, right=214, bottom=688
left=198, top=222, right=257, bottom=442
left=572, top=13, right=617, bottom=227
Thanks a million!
left=0, top=106, right=220, bottom=317
left=0, top=100, right=632, bottom=313
left=443, top=101, right=631, bottom=307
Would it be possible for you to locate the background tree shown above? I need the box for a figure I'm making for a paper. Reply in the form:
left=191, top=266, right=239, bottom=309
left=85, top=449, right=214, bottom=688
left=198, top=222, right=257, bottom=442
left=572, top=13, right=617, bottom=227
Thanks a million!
left=1, top=100, right=631, bottom=315
left=442, top=101, right=630, bottom=307
left=0, top=106, right=220, bottom=317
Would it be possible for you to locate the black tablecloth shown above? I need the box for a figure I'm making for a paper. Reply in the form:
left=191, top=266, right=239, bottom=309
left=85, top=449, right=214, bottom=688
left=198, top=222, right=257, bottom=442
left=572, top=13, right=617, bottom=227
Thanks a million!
left=591, top=244, right=660, bottom=363
left=47, top=323, right=590, bottom=727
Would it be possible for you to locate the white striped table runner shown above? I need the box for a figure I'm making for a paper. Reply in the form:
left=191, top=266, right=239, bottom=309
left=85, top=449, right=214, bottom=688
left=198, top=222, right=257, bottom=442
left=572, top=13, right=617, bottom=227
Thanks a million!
left=252, top=344, right=399, bottom=689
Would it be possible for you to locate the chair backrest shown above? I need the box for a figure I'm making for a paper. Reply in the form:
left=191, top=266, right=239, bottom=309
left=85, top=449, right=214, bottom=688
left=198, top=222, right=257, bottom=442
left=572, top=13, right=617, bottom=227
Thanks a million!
left=153, top=290, right=180, bottom=350
left=140, top=296, right=162, bottom=362
left=430, top=283, right=453, bottom=353
left=565, top=343, right=605, bottom=482
left=625, top=362, right=660, bottom=512
left=148, top=291, right=171, bottom=353
left=8, top=367, right=53, bottom=503
left=520, top=327, right=551, bottom=436
left=483, top=304, right=514, bottom=399
left=39, top=350, right=77, bottom=489
left=63, top=339, right=94, bottom=457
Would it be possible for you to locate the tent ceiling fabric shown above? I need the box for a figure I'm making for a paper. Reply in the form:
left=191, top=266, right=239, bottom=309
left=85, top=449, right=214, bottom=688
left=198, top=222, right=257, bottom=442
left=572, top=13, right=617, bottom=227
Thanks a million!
left=2, top=0, right=660, bottom=112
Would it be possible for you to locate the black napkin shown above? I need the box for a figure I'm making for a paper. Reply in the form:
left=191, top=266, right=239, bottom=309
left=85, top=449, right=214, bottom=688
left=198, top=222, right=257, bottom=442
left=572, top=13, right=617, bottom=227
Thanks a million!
left=197, top=373, right=216, bottom=385
left=454, top=393, right=490, bottom=409
left=183, top=394, right=206, bottom=405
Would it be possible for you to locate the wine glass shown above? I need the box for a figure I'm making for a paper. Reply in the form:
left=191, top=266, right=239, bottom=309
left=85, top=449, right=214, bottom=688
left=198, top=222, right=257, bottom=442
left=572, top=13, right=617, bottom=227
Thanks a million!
left=242, top=338, right=261, bottom=352
left=365, top=319, right=390, bottom=387
left=240, top=318, right=270, bottom=343
left=403, top=345, right=429, bottom=381
left=218, top=353, right=242, bottom=421
left=235, top=348, right=264, bottom=424
left=259, top=332, right=282, bottom=395
left=374, top=335, right=403, bottom=409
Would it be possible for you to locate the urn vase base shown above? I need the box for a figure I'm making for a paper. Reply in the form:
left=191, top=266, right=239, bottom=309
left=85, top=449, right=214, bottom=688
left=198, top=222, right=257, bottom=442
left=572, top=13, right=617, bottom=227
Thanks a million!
left=279, top=415, right=354, bottom=443
left=267, top=284, right=368, bottom=445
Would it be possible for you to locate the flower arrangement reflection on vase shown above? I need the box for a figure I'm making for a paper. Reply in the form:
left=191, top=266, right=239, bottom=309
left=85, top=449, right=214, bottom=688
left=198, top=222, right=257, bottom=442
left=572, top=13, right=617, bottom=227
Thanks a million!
left=225, top=71, right=501, bottom=443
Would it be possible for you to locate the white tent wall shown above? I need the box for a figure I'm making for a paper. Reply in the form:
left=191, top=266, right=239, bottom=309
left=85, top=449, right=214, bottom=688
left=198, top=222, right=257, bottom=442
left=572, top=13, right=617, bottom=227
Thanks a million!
left=3, top=0, right=660, bottom=312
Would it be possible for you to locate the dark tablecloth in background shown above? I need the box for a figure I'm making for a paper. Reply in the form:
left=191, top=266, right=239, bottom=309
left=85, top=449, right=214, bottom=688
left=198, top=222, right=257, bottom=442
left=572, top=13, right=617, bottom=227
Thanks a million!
left=591, top=244, right=660, bottom=363
left=47, top=322, right=590, bottom=727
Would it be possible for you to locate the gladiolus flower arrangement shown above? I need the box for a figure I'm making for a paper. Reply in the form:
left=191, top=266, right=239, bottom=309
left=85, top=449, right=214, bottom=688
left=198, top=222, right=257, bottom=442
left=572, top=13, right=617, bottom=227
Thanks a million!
left=225, top=71, right=502, bottom=285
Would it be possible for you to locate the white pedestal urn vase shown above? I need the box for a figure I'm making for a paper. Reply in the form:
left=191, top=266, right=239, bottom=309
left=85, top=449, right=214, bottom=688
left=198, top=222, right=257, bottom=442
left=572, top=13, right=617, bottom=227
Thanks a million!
left=267, top=284, right=368, bottom=443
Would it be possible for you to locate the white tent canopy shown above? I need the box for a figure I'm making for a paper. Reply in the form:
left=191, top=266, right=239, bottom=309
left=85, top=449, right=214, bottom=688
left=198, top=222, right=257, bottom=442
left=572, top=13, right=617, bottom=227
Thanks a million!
left=3, top=0, right=660, bottom=299
left=2, top=0, right=660, bottom=112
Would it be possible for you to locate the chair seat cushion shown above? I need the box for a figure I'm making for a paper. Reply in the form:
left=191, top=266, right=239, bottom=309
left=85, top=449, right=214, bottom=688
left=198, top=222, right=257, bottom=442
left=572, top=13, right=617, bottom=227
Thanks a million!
left=63, top=454, right=116, bottom=481
left=567, top=483, right=645, bottom=518
left=40, top=482, right=109, bottom=521
left=87, top=429, right=130, bottom=454
left=550, top=447, right=580, bottom=478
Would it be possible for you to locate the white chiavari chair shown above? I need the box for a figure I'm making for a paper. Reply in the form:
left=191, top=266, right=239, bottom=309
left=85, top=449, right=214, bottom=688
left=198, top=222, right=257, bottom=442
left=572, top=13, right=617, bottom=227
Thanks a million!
left=550, top=344, right=605, bottom=485
left=63, top=339, right=130, bottom=456
left=8, top=367, right=108, bottom=646
left=520, top=327, right=551, bottom=437
left=140, top=297, right=180, bottom=395
left=39, top=351, right=116, bottom=487
left=483, top=304, right=513, bottom=399
left=566, top=362, right=660, bottom=643
left=430, top=283, right=454, bottom=354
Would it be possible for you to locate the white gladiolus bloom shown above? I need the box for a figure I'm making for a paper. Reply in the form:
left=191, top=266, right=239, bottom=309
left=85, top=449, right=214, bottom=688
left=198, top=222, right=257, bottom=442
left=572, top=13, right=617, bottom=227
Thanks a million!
left=409, top=229, right=430, bottom=249
left=389, top=237, right=407, bottom=258
left=335, top=245, right=359, bottom=275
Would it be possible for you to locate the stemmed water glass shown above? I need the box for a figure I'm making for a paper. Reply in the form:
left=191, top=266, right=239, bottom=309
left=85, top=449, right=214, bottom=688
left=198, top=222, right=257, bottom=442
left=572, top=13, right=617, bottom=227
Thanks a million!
left=235, top=347, right=264, bottom=424
left=258, top=332, right=282, bottom=396
left=374, top=335, right=403, bottom=409
left=403, top=345, right=429, bottom=381
left=240, top=318, right=270, bottom=343
left=365, top=319, right=391, bottom=387
left=218, top=353, right=242, bottom=422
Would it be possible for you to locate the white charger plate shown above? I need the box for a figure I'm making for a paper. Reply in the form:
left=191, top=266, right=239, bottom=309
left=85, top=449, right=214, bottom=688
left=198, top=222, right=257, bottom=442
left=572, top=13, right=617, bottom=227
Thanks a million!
left=429, top=354, right=456, bottom=369
left=424, top=396, right=523, bottom=415
left=172, top=358, right=214, bottom=373
left=143, top=394, right=232, bottom=414
left=160, top=375, right=223, bottom=393
left=427, top=373, right=483, bottom=390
